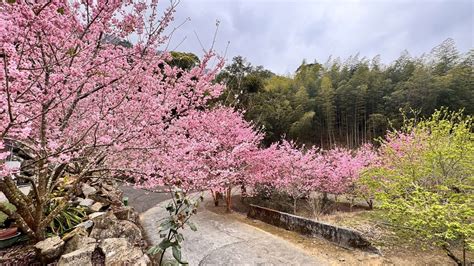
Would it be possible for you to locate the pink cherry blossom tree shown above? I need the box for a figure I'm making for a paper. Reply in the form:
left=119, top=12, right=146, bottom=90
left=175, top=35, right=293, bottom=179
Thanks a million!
left=140, top=107, right=262, bottom=212
left=274, top=141, right=321, bottom=214
left=246, top=142, right=378, bottom=214
left=0, top=0, right=224, bottom=241
left=245, top=143, right=286, bottom=196
left=246, top=140, right=322, bottom=213
left=306, top=144, right=377, bottom=212
left=350, top=143, right=380, bottom=208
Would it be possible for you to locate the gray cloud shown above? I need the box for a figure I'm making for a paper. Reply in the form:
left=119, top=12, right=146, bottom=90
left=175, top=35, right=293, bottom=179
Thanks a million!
left=163, top=0, right=473, bottom=74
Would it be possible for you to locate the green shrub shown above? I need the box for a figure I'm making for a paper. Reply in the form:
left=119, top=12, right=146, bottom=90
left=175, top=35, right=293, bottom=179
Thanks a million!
left=45, top=200, right=86, bottom=236
left=361, top=109, right=473, bottom=264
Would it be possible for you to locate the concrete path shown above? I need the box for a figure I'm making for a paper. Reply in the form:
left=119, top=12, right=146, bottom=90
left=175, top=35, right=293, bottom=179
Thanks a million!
left=141, top=195, right=326, bottom=265
left=120, top=185, right=170, bottom=213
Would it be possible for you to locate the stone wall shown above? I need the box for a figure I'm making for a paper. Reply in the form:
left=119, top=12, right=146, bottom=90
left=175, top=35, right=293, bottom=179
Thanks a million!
left=247, top=204, right=379, bottom=254
left=34, top=179, right=151, bottom=265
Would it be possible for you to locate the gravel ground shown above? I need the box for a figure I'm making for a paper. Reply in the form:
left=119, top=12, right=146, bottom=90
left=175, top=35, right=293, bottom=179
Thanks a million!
left=0, top=244, right=38, bottom=265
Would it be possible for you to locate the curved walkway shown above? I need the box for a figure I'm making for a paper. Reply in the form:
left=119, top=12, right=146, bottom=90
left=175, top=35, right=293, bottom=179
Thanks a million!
left=140, top=194, right=326, bottom=265
left=120, top=185, right=170, bottom=213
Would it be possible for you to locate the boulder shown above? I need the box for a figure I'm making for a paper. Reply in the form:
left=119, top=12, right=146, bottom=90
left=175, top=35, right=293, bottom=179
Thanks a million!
left=34, top=236, right=65, bottom=263
left=62, top=226, right=89, bottom=242
left=99, top=237, right=127, bottom=256
left=89, top=213, right=142, bottom=244
left=77, top=219, right=94, bottom=230
left=89, top=202, right=104, bottom=212
left=79, top=198, right=95, bottom=207
left=64, top=235, right=96, bottom=253
left=89, top=212, right=116, bottom=226
left=73, top=197, right=84, bottom=205
left=88, top=194, right=118, bottom=207
left=101, top=182, right=123, bottom=199
left=88, top=212, right=106, bottom=220
left=134, top=254, right=152, bottom=265
left=115, top=220, right=143, bottom=243
left=113, top=206, right=139, bottom=223
left=57, top=245, right=95, bottom=266
left=89, top=179, right=123, bottom=207
left=99, top=238, right=150, bottom=266
left=58, top=232, right=97, bottom=265
left=81, top=183, right=97, bottom=198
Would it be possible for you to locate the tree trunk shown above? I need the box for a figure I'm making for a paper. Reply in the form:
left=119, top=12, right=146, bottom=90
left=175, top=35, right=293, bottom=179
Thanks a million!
left=463, top=242, right=466, bottom=266
left=367, top=199, right=373, bottom=210
left=225, top=187, right=232, bottom=213
left=211, top=190, right=219, bottom=207
left=240, top=183, right=247, bottom=199
left=442, top=245, right=462, bottom=265
left=321, top=192, right=329, bottom=214
left=293, top=198, right=297, bottom=214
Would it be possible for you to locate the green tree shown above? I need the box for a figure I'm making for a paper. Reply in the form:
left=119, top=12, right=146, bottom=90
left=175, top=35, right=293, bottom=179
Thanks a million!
left=218, top=40, right=473, bottom=148
left=362, top=109, right=473, bottom=264
left=169, top=51, right=200, bottom=70
left=217, top=56, right=273, bottom=109
left=318, top=75, right=336, bottom=146
left=431, top=38, right=460, bottom=76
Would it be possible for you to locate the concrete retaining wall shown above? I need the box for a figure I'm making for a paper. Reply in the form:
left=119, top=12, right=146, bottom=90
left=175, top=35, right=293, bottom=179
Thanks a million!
left=247, top=204, right=379, bottom=254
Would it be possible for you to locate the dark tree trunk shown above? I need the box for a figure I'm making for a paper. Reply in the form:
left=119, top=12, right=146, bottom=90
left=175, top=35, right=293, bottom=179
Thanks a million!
left=443, top=245, right=462, bottom=265
left=225, top=187, right=232, bottom=213
left=211, top=190, right=220, bottom=207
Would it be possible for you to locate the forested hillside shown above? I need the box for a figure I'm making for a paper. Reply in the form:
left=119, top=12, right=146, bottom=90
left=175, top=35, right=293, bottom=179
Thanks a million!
left=217, top=39, right=473, bottom=148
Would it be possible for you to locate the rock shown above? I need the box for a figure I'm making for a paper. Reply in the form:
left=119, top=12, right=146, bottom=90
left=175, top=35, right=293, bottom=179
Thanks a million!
left=79, top=198, right=95, bottom=207
left=58, top=235, right=97, bottom=265
left=58, top=245, right=96, bottom=266
left=89, top=212, right=142, bottom=244
left=81, top=183, right=97, bottom=198
left=64, top=235, right=97, bottom=253
left=116, top=220, right=143, bottom=243
left=88, top=179, right=123, bottom=207
left=99, top=238, right=150, bottom=265
left=89, top=202, right=104, bottom=212
left=73, top=197, right=85, bottom=205
left=88, top=212, right=106, bottom=220
left=76, top=219, right=94, bottom=230
left=113, top=206, right=139, bottom=223
left=58, top=230, right=97, bottom=266
left=89, top=194, right=119, bottom=207
left=34, top=236, right=65, bottom=263
left=134, top=254, right=152, bottom=266
left=62, top=226, right=89, bottom=242
left=99, top=237, right=128, bottom=256
left=63, top=176, right=79, bottom=189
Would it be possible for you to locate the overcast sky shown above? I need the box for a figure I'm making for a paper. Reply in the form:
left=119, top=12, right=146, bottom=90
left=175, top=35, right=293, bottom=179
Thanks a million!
left=163, top=0, right=473, bottom=74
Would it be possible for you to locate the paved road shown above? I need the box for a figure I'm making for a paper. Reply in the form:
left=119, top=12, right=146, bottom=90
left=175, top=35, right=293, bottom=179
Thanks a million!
left=141, top=193, right=326, bottom=265
left=120, top=185, right=170, bottom=213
